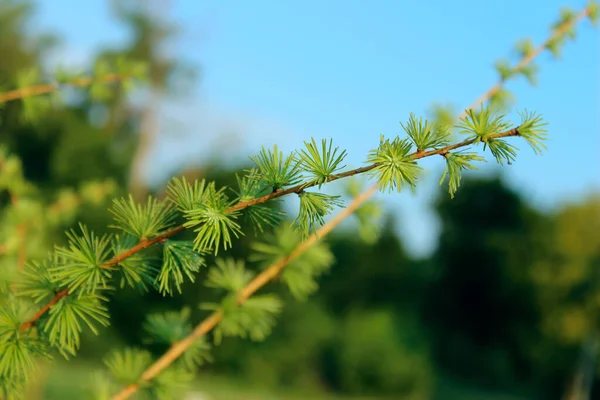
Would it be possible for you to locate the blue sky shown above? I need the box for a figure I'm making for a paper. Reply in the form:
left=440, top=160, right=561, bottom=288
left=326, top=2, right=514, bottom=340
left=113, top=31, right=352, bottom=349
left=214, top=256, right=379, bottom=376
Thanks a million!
left=33, top=0, right=599, bottom=257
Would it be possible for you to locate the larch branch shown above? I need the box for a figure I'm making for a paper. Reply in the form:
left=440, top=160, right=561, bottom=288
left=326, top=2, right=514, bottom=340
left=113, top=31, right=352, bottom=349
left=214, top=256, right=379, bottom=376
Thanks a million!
left=110, top=185, right=378, bottom=400
left=467, top=6, right=590, bottom=113
left=17, top=127, right=521, bottom=332
left=0, top=73, right=134, bottom=104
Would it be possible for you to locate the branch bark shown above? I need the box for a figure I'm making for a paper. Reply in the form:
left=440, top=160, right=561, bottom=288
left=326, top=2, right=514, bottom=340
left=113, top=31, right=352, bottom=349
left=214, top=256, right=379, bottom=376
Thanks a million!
left=0, top=73, right=133, bottom=104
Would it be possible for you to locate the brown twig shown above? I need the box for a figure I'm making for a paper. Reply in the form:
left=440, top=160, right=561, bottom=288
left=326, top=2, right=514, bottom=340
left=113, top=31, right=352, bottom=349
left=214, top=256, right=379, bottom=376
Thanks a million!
left=0, top=73, right=133, bottom=104
left=19, top=289, right=69, bottom=332
left=110, top=184, right=378, bottom=400
left=467, top=7, right=591, bottom=113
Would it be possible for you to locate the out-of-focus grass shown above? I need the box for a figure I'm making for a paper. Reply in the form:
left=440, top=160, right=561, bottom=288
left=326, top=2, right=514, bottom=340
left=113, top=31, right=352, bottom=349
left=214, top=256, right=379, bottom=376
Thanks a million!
left=33, top=359, right=381, bottom=400
left=29, top=359, right=531, bottom=400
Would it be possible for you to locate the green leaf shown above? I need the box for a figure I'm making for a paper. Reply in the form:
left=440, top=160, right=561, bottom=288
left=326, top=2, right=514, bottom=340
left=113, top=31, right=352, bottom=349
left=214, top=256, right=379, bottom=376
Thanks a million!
left=293, top=191, right=344, bottom=238
left=52, top=65, right=84, bottom=85
left=115, top=57, right=148, bottom=94
left=144, top=307, right=192, bottom=345
left=366, top=135, right=422, bottom=193
left=178, top=336, right=213, bottom=371
left=103, top=347, right=151, bottom=386
left=16, top=68, right=52, bottom=123
left=50, top=224, right=113, bottom=296
left=0, top=299, right=48, bottom=382
left=235, top=169, right=271, bottom=201
left=109, top=195, right=177, bottom=239
left=16, top=257, right=62, bottom=304
left=201, top=294, right=282, bottom=344
left=149, top=364, right=195, bottom=400
left=143, top=308, right=212, bottom=370
left=589, top=0, right=599, bottom=26
left=457, top=105, right=511, bottom=140
left=400, top=113, right=451, bottom=151
left=42, top=292, right=110, bottom=358
left=0, top=373, right=26, bottom=400
left=552, top=7, right=577, bottom=39
left=116, top=56, right=149, bottom=80
left=515, top=38, right=535, bottom=58
left=166, top=176, right=208, bottom=213
left=235, top=170, right=286, bottom=234
left=183, top=184, right=243, bottom=255
left=112, top=234, right=160, bottom=292
left=488, top=87, right=515, bottom=113
left=244, top=204, right=286, bottom=235
left=249, top=144, right=303, bottom=190
left=439, top=152, right=486, bottom=198
left=516, top=109, right=549, bottom=155
left=156, top=240, right=206, bottom=296
left=486, top=139, right=519, bottom=165
left=85, top=371, right=116, bottom=400
left=89, top=59, right=114, bottom=102
left=205, top=258, right=254, bottom=293
left=250, top=224, right=335, bottom=300
left=545, top=37, right=562, bottom=58
left=546, top=8, right=577, bottom=60
left=296, top=138, right=347, bottom=188
left=520, top=64, right=539, bottom=86
left=427, top=103, right=456, bottom=134
left=344, top=178, right=384, bottom=244
left=494, top=58, right=515, bottom=81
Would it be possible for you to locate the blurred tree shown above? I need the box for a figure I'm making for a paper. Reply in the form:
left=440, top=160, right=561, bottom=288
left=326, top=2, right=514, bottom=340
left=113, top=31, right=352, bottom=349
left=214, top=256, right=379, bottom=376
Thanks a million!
left=319, top=219, right=419, bottom=313
left=0, top=0, right=59, bottom=187
left=98, top=0, right=198, bottom=200
left=423, top=175, right=545, bottom=393
left=0, top=0, right=133, bottom=194
left=531, top=194, right=600, bottom=346
left=529, top=194, right=600, bottom=398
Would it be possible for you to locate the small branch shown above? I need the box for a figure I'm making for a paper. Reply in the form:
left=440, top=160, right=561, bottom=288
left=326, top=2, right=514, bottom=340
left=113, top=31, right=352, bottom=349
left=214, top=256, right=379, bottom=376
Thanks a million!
left=0, top=73, right=133, bottom=104
left=102, top=225, right=186, bottom=268
left=110, top=185, right=378, bottom=400
left=19, top=289, right=69, bottom=332
left=466, top=7, right=590, bottom=113
left=18, top=127, right=522, bottom=332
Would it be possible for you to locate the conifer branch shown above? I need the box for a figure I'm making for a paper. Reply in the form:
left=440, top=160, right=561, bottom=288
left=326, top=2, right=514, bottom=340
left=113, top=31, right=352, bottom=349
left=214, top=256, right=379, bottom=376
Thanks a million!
left=110, top=185, right=378, bottom=400
left=17, top=127, right=523, bottom=333
left=291, top=1, right=595, bottom=272
left=19, top=289, right=69, bottom=332
left=0, top=73, right=133, bottom=104
left=468, top=5, right=592, bottom=112
left=316, top=2, right=597, bottom=253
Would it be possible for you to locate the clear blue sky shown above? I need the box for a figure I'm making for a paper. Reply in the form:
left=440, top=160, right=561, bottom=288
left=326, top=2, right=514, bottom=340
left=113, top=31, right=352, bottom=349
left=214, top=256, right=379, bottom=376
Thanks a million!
left=33, top=0, right=599, bottom=257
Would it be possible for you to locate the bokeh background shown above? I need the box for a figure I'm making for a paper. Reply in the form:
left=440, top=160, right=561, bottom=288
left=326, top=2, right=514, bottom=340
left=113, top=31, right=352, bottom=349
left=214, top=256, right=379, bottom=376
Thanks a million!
left=0, top=0, right=599, bottom=399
